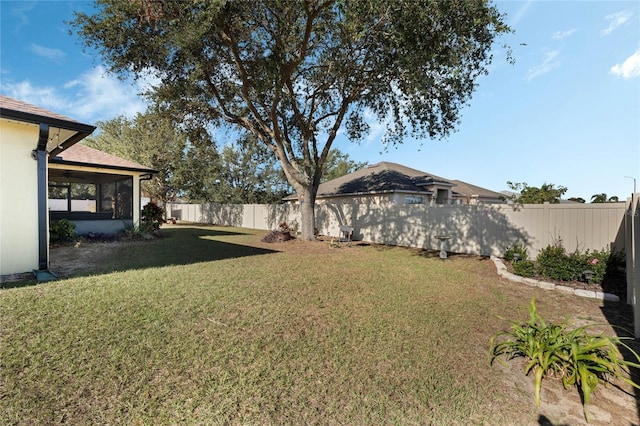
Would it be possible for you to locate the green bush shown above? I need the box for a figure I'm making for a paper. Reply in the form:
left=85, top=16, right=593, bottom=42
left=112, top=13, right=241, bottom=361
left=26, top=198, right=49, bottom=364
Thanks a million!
left=489, top=298, right=640, bottom=423
left=50, top=219, right=76, bottom=242
left=141, top=202, right=164, bottom=231
left=582, top=249, right=617, bottom=284
left=534, top=244, right=623, bottom=284
left=513, top=259, right=535, bottom=277
left=536, top=244, right=582, bottom=282
left=504, top=244, right=528, bottom=261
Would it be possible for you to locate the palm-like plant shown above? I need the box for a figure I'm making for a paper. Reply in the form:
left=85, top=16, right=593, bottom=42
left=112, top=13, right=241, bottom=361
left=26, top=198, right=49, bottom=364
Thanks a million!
left=489, top=299, right=640, bottom=422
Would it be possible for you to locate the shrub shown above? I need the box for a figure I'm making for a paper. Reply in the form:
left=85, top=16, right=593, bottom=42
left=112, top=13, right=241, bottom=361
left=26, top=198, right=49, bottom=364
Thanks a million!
left=489, top=298, right=640, bottom=423
left=141, top=202, right=164, bottom=231
left=536, top=244, right=582, bottom=282
left=504, top=244, right=528, bottom=261
left=582, top=249, right=620, bottom=284
left=513, top=259, right=535, bottom=277
left=50, top=219, right=76, bottom=242
left=534, top=244, right=624, bottom=285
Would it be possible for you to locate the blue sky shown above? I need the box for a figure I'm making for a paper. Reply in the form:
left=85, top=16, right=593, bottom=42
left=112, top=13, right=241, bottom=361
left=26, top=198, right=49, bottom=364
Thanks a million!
left=1, top=0, right=639, bottom=200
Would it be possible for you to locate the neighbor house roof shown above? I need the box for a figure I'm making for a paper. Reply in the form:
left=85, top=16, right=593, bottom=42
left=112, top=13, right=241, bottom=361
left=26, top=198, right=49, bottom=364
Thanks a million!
left=49, top=144, right=156, bottom=174
left=449, top=179, right=505, bottom=201
left=0, top=94, right=95, bottom=156
left=285, top=161, right=455, bottom=200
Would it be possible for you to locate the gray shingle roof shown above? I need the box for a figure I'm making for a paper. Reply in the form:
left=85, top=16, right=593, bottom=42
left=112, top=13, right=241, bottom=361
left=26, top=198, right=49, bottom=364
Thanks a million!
left=314, top=161, right=453, bottom=198
left=449, top=179, right=505, bottom=200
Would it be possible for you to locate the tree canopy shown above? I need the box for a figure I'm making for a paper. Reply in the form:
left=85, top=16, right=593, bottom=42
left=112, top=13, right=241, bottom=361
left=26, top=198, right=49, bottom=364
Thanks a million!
left=72, top=0, right=510, bottom=239
left=84, top=111, right=207, bottom=205
left=86, top=113, right=362, bottom=204
left=321, top=150, right=368, bottom=183
left=506, top=182, right=568, bottom=204
left=590, top=193, right=619, bottom=203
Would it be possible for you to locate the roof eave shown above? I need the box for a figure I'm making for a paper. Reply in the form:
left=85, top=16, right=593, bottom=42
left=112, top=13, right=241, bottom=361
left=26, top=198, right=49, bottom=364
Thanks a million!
left=1, top=107, right=96, bottom=155
left=48, top=158, right=158, bottom=174
left=0, top=108, right=96, bottom=135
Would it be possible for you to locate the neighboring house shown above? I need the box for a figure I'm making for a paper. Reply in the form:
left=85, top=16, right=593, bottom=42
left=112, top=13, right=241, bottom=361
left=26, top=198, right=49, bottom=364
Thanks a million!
left=0, top=94, right=154, bottom=281
left=284, top=161, right=504, bottom=205
left=449, top=179, right=506, bottom=205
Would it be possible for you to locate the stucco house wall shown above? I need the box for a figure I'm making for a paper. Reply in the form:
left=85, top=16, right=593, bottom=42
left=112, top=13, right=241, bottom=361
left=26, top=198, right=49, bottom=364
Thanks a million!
left=0, top=119, right=40, bottom=275
left=1, top=95, right=156, bottom=281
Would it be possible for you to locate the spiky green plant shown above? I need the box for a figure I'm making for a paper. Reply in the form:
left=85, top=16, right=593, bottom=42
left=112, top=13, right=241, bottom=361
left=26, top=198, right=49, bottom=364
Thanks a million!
left=489, top=298, right=640, bottom=422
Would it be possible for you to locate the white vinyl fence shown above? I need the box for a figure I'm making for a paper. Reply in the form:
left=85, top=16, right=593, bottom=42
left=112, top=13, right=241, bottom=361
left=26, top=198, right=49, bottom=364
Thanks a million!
left=166, top=200, right=628, bottom=258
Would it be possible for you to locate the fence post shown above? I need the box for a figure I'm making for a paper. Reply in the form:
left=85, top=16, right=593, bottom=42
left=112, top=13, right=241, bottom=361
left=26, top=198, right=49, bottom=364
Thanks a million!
left=543, top=201, right=551, bottom=246
left=627, top=194, right=640, bottom=337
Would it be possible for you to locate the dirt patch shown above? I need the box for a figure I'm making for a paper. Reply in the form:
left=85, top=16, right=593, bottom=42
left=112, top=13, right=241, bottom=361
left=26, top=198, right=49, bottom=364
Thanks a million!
left=49, top=240, right=132, bottom=278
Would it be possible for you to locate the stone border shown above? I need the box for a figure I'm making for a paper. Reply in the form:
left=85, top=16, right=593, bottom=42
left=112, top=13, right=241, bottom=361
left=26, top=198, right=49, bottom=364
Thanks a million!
left=490, top=256, right=620, bottom=303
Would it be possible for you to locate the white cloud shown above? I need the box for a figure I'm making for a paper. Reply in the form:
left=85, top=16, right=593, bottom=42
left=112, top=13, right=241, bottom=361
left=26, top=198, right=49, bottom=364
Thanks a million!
left=509, top=0, right=533, bottom=27
left=551, top=29, right=577, bottom=40
left=30, top=44, right=65, bottom=60
left=1, top=66, right=152, bottom=123
left=611, top=50, right=640, bottom=79
left=601, top=10, right=632, bottom=36
left=63, top=66, right=152, bottom=120
left=526, top=50, right=560, bottom=81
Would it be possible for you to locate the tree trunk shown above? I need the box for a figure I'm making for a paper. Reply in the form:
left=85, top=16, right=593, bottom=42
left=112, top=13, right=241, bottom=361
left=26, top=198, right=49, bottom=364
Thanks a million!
left=298, top=186, right=316, bottom=241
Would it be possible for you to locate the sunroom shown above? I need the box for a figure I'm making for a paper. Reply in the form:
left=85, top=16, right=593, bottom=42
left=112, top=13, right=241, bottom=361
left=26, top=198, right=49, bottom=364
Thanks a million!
left=48, top=144, right=155, bottom=236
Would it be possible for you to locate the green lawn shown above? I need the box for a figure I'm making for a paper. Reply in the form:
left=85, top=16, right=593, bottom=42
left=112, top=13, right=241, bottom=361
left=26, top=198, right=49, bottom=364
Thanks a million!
left=0, top=225, right=635, bottom=425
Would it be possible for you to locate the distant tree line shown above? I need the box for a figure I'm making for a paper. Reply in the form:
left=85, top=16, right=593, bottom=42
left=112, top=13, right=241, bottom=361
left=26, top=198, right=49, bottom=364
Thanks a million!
left=506, top=182, right=620, bottom=204
left=83, top=110, right=366, bottom=206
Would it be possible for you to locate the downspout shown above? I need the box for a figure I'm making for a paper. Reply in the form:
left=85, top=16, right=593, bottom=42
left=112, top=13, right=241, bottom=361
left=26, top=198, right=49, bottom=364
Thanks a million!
left=139, top=173, right=153, bottom=222
left=33, top=123, right=50, bottom=271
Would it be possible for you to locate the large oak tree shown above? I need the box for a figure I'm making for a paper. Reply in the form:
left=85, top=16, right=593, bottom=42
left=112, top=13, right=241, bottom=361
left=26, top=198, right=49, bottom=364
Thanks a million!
left=72, top=0, right=509, bottom=239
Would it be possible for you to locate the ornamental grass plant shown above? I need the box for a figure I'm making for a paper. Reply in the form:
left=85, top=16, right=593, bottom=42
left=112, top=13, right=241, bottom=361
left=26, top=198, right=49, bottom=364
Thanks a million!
left=489, top=298, right=640, bottom=423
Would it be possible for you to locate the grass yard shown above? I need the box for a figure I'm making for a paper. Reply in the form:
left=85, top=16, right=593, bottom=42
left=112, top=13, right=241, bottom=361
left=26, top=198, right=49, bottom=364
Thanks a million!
left=1, top=224, right=638, bottom=425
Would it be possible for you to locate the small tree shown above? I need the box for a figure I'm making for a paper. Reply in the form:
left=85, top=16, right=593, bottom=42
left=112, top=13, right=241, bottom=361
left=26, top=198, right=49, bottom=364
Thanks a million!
left=85, top=109, right=217, bottom=206
left=506, top=182, right=567, bottom=204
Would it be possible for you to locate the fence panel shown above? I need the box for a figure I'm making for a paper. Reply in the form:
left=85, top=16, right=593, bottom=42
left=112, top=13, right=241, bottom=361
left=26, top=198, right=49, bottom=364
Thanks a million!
left=166, top=201, right=626, bottom=258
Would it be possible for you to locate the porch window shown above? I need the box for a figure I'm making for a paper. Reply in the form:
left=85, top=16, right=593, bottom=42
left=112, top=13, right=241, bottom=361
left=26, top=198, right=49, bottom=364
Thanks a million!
left=48, top=176, right=133, bottom=220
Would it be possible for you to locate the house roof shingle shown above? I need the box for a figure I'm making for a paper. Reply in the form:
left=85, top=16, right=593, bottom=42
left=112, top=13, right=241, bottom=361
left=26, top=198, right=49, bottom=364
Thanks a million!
left=308, top=161, right=454, bottom=199
left=49, top=144, right=156, bottom=173
left=285, top=161, right=504, bottom=203
left=0, top=94, right=83, bottom=124
left=449, top=179, right=505, bottom=200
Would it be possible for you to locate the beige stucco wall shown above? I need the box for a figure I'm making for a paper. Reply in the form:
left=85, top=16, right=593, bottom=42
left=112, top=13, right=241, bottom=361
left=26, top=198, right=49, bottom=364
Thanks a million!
left=0, top=119, right=41, bottom=276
